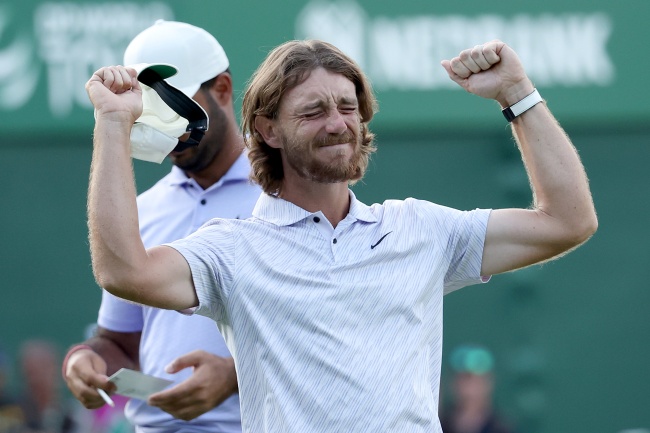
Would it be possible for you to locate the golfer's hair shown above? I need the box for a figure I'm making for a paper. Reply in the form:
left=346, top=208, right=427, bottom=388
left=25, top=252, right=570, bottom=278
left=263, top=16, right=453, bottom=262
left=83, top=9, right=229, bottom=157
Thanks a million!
left=241, top=39, right=377, bottom=195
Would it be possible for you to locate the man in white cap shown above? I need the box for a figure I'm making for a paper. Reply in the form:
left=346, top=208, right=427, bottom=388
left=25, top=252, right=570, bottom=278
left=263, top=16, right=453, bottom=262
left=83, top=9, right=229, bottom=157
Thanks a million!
left=62, top=20, right=261, bottom=433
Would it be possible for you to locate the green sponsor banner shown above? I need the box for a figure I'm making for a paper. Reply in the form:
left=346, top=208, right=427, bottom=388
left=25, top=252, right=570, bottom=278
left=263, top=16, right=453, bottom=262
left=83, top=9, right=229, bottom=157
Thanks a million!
left=1, top=0, right=647, bottom=137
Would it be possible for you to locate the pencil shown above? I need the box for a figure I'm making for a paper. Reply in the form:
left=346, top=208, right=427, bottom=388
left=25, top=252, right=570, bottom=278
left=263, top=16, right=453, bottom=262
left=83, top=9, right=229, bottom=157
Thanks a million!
left=97, top=388, right=115, bottom=407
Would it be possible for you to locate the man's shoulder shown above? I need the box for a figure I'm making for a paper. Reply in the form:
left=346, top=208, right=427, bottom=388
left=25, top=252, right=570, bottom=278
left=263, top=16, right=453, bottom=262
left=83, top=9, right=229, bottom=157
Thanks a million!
left=377, top=197, right=471, bottom=214
left=370, top=198, right=480, bottom=231
left=371, top=197, right=438, bottom=215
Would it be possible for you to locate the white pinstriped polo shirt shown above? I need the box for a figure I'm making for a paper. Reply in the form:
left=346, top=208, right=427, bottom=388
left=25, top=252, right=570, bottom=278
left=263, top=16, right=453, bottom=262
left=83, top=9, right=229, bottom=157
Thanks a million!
left=168, top=190, right=491, bottom=433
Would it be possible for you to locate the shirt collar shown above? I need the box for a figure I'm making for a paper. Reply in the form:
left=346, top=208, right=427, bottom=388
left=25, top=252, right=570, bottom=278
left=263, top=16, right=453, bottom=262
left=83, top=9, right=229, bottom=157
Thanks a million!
left=253, top=189, right=377, bottom=226
left=167, top=151, right=251, bottom=187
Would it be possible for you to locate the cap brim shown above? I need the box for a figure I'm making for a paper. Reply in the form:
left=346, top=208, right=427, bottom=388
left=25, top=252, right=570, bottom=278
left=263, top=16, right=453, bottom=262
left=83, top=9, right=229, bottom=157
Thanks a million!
left=127, top=63, right=178, bottom=80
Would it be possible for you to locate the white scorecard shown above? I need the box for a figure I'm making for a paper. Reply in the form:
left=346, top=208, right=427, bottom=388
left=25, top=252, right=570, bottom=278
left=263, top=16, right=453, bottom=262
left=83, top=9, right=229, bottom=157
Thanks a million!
left=108, top=368, right=173, bottom=400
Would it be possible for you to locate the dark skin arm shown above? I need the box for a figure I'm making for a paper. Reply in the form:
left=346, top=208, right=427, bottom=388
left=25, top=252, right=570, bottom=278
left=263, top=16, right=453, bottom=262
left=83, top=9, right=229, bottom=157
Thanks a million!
left=64, top=326, right=239, bottom=420
left=63, top=327, right=140, bottom=409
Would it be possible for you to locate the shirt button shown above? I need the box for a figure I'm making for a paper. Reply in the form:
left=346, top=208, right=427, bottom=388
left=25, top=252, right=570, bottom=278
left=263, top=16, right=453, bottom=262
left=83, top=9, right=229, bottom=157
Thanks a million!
left=313, top=216, right=320, bottom=223
left=200, top=199, right=207, bottom=205
left=333, top=238, right=337, bottom=244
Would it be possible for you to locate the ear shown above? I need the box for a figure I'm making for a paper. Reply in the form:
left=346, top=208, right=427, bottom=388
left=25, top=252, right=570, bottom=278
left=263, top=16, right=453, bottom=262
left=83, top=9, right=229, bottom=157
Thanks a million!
left=254, top=116, right=282, bottom=149
left=208, top=73, right=233, bottom=106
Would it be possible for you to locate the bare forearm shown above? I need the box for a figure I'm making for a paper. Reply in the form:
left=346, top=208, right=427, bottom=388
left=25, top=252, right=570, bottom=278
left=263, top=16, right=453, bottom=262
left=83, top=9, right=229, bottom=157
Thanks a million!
left=511, top=102, right=597, bottom=242
left=88, top=119, right=147, bottom=297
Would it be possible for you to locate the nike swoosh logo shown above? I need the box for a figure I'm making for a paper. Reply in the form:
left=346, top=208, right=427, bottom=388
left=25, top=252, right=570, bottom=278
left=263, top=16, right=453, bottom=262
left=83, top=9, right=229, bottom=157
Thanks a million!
left=371, top=231, right=393, bottom=249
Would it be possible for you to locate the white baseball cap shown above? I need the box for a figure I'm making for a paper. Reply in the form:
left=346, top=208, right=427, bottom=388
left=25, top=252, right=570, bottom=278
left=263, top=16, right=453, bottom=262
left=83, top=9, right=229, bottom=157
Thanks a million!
left=128, top=63, right=208, bottom=163
left=124, top=20, right=230, bottom=97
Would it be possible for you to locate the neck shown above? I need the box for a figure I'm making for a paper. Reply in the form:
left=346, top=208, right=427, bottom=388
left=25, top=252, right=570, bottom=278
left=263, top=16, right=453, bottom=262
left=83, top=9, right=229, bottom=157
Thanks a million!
left=187, top=130, right=245, bottom=190
left=279, top=173, right=350, bottom=228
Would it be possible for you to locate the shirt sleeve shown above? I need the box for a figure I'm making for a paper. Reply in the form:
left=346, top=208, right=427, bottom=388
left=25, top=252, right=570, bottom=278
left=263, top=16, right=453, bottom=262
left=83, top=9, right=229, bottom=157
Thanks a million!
left=97, top=289, right=145, bottom=332
left=164, top=218, right=237, bottom=325
left=408, top=199, right=491, bottom=294
left=442, top=207, right=491, bottom=294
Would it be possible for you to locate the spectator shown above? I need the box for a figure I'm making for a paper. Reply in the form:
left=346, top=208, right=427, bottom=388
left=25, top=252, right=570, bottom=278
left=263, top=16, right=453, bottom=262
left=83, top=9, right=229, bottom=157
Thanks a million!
left=440, top=344, right=515, bottom=433
left=18, top=339, right=75, bottom=433
left=0, top=343, right=24, bottom=433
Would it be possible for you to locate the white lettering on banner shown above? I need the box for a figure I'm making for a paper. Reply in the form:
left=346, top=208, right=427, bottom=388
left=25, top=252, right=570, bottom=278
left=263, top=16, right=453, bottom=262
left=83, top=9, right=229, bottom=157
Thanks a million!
left=0, top=3, right=174, bottom=115
left=34, top=2, right=174, bottom=117
left=296, top=1, right=615, bottom=91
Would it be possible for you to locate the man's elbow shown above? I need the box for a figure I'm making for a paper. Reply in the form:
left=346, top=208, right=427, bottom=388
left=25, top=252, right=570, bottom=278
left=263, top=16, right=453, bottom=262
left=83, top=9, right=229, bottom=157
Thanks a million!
left=579, top=208, right=598, bottom=241
left=566, top=210, right=598, bottom=249
left=93, top=268, right=140, bottom=303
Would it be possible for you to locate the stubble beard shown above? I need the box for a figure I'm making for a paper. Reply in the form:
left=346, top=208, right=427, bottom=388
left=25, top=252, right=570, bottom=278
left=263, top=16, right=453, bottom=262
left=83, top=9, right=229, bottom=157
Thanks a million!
left=282, top=130, right=363, bottom=184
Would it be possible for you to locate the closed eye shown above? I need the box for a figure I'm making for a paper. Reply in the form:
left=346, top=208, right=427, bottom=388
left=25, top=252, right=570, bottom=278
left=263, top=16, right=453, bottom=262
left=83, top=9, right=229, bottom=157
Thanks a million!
left=339, top=106, right=357, bottom=114
left=301, top=111, right=322, bottom=119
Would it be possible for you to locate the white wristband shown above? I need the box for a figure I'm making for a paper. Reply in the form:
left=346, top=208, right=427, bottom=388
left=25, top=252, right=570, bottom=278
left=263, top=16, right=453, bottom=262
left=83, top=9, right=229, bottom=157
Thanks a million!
left=502, top=89, right=543, bottom=122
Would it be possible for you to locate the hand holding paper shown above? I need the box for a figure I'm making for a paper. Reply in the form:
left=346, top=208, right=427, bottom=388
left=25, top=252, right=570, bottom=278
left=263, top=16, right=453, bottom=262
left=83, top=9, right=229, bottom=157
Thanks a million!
left=108, top=368, right=173, bottom=401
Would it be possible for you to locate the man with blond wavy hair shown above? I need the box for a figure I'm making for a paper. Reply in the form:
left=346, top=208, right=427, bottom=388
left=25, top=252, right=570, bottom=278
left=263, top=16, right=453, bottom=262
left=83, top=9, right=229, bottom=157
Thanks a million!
left=83, top=38, right=596, bottom=433
left=242, top=40, right=377, bottom=195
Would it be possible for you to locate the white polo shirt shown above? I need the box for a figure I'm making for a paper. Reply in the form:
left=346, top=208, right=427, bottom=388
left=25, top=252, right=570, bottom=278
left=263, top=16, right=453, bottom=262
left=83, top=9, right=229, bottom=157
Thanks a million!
left=169, top=191, right=491, bottom=433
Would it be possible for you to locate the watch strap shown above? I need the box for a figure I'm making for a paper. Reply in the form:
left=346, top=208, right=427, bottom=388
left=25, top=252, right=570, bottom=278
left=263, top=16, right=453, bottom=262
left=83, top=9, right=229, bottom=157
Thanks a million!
left=502, top=89, right=543, bottom=122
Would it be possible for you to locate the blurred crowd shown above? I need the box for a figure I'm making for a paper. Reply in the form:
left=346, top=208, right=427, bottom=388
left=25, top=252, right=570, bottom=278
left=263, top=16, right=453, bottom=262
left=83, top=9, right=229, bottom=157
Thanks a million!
left=1, top=337, right=516, bottom=433
left=0, top=339, right=132, bottom=433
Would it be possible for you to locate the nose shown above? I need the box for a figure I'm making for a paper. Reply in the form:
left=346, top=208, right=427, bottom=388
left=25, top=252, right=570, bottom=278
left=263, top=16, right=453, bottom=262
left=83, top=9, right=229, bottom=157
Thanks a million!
left=325, top=110, right=347, bottom=135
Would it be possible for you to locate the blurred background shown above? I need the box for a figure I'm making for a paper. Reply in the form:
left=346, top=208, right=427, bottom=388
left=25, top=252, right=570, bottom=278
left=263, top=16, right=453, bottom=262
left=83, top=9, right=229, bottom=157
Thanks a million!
left=1, top=0, right=648, bottom=432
